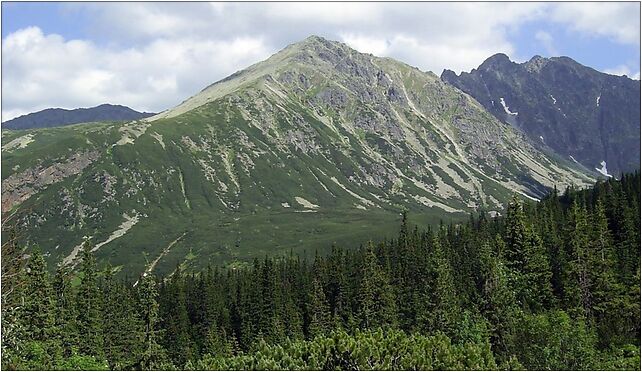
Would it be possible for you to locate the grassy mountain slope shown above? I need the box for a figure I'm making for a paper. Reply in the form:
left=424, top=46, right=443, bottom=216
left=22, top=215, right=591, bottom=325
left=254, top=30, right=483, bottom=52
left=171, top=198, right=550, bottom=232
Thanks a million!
left=1, top=36, right=594, bottom=276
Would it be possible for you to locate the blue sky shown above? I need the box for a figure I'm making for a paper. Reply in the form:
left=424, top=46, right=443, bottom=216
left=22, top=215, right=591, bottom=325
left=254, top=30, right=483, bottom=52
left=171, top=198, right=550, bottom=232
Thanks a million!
left=2, top=2, right=640, bottom=120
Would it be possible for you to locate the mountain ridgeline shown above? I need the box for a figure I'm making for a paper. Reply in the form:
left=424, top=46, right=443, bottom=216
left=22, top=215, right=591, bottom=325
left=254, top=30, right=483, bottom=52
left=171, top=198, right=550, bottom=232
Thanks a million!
left=0, top=36, right=605, bottom=277
left=441, top=54, right=641, bottom=176
left=2, top=104, right=155, bottom=130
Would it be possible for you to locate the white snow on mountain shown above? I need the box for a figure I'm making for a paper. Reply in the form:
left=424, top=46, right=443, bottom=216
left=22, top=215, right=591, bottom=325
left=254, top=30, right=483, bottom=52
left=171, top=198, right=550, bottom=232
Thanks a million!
left=499, top=97, right=518, bottom=115
left=595, top=160, right=612, bottom=177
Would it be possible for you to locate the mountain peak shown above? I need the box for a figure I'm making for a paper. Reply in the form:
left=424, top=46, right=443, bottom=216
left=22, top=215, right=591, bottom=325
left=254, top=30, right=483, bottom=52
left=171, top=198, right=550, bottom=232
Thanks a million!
left=151, top=35, right=366, bottom=120
left=283, top=34, right=350, bottom=58
left=524, top=55, right=550, bottom=73
left=479, top=53, right=513, bottom=70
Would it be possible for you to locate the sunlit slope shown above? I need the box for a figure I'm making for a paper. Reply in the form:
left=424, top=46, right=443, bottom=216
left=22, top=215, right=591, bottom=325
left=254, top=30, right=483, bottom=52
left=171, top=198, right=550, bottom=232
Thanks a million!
left=1, top=36, right=594, bottom=276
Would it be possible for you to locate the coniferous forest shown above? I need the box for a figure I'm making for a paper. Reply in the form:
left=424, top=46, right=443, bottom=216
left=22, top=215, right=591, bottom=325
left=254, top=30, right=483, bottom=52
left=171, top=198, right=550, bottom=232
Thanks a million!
left=1, top=173, right=640, bottom=370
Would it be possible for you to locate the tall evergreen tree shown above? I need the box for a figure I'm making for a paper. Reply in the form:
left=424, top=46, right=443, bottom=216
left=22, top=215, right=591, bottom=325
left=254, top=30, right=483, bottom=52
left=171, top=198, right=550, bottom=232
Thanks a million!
left=138, top=274, right=165, bottom=370
left=53, top=265, right=78, bottom=358
left=307, top=276, right=330, bottom=338
left=522, top=227, right=554, bottom=311
left=417, top=234, right=460, bottom=336
left=564, top=201, right=592, bottom=318
left=102, top=268, right=144, bottom=369
left=160, top=266, right=194, bottom=366
left=478, top=240, right=520, bottom=359
left=357, top=242, right=397, bottom=329
left=76, top=242, right=104, bottom=359
left=20, top=250, right=61, bottom=368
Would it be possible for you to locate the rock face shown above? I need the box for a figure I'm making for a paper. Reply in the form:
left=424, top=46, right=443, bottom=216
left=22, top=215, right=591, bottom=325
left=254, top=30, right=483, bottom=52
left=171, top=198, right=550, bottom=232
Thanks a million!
left=441, top=54, right=641, bottom=176
left=2, top=104, right=155, bottom=130
left=1, top=36, right=594, bottom=276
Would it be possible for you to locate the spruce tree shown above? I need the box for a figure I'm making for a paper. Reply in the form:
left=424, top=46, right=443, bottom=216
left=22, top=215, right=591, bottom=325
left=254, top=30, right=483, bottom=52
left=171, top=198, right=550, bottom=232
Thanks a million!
left=522, top=227, right=554, bottom=311
left=589, top=200, right=627, bottom=345
left=564, top=201, right=592, bottom=318
left=138, top=274, right=165, bottom=370
left=417, top=234, right=459, bottom=336
left=307, top=276, right=330, bottom=338
left=160, top=266, right=193, bottom=366
left=357, top=242, right=397, bottom=329
left=102, top=268, right=144, bottom=369
left=478, top=239, right=520, bottom=360
left=76, top=242, right=104, bottom=359
left=20, top=250, right=61, bottom=368
left=53, top=265, right=78, bottom=358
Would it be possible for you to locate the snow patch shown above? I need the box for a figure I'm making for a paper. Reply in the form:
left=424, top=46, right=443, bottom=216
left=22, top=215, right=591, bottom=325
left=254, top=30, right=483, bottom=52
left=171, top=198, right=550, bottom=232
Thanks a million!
left=499, top=97, right=518, bottom=116
left=569, top=155, right=580, bottom=164
left=281, top=202, right=291, bottom=208
left=539, top=135, right=545, bottom=143
left=595, top=160, right=612, bottom=178
left=596, top=94, right=601, bottom=107
left=550, top=95, right=557, bottom=105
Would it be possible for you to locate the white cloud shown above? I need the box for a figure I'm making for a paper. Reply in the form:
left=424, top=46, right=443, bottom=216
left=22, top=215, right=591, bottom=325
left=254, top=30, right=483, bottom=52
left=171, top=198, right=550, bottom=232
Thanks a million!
left=339, top=33, right=390, bottom=56
left=2, top=2, right=639, bottom=119
left=549, top=2, right=640, bottom=45
left=535, top=31, right=558, bottom=56
left=2, top=27, right=271, bottom=120
left=603, top=65, right=641, bottom=80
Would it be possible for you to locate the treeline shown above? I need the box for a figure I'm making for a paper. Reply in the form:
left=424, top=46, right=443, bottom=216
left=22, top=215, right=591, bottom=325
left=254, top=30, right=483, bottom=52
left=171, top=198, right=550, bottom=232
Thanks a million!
left=1, top=172, right=640, bottom=370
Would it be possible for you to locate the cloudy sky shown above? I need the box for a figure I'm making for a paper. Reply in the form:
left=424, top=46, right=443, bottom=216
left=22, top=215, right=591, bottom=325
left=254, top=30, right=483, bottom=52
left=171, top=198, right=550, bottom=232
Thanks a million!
left=2, top=1, right=640, bottom=121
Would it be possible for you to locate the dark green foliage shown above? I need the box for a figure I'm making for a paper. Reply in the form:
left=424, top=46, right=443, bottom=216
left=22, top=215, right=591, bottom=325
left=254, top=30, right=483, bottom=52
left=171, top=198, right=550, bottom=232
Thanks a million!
left=76, top=242, right=105, bottom=359
left=137, top=274, right=166, bottom=370
left=19, top=250, right=61, bottom=369
left=2, top=172, right=639, bottom=370
left=196, top=328, right=498, bottom=370
left=417, top=234, right=460, bottom=336
left=53, top=265, right=79, bottom=358
left=514, top=310, right=598, bottom=370
left=307, top=276, right=331, bottom=338
left=356, top=242, right=397, bottom=329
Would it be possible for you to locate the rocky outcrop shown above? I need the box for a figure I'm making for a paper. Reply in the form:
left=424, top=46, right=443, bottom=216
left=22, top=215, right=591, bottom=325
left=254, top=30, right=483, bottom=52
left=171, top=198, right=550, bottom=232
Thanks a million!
left=441, top=54, right=641, bottom=176
left=2, top=150, right=101, bottom=212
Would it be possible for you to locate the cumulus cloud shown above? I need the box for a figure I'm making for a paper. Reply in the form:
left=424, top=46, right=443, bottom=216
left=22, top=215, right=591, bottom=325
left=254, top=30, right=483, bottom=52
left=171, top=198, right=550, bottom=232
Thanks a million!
left=604, top=65, right=641, bottom=80
left=2, top=2, right=639, bottom=120
left=2, top=26, right=271, bottom=120
left=535, top=31, right=558, bottom=56
left=549, top=2, right=640, bottom=45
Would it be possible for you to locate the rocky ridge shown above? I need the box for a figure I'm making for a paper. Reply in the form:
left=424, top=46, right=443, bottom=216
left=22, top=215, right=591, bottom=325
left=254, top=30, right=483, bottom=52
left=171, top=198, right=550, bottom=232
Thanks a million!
left=2, top=36, right=594, bottom=276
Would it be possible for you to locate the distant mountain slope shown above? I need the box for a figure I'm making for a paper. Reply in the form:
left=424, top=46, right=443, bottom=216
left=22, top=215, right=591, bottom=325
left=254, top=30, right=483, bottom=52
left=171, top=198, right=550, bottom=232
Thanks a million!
left=2, top=104, right=155, bottom=130
left=441, top=54, right=641, bottom=177
left=1, top=36, right=593, bottom=276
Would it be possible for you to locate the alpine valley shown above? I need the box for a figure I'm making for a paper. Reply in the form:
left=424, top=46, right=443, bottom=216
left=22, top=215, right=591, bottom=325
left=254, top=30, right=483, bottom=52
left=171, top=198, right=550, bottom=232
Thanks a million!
left=2, top=36, right=630, bottom=276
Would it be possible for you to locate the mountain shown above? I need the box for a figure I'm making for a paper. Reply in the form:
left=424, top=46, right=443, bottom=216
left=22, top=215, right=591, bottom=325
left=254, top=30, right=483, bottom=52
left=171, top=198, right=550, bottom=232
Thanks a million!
left=441, top=54, right=641, bottom=177
left=1, top=36, right=593, bottom=276
left=2, top=104, right=155, bottom=130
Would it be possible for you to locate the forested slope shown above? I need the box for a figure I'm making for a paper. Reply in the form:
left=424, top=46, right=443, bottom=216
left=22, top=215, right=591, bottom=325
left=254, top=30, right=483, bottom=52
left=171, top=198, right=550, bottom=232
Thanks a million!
left=1, top=173, right=639, bottom=370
